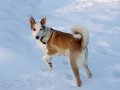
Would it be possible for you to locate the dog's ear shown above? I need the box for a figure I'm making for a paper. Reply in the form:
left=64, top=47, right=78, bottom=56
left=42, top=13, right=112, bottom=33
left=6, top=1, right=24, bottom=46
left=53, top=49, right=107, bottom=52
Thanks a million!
left=29, top=17, right=36, bottom=28
left=40, top=16, right=47, bottom=25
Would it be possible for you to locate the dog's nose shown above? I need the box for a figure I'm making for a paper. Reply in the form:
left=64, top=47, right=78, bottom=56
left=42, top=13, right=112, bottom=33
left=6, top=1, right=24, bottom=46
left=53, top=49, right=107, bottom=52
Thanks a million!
left=36, top=36, right=39, bottom=39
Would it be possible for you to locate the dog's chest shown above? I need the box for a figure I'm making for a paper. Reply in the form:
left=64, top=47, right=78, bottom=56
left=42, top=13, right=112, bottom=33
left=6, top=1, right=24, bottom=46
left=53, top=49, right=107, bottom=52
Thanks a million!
left=37, top=41, right=48, bottom=54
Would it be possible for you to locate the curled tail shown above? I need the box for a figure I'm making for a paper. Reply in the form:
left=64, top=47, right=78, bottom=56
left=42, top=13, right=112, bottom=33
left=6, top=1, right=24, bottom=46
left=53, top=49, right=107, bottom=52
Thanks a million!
left=72, top=25, right=89, bottom=48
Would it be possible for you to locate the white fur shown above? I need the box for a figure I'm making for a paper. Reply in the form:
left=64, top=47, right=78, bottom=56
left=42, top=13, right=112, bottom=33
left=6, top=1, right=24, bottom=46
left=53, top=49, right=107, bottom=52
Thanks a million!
left=31, top=23, right=48, bottom=54
left=42, top=54, right=52, bottom=70
left=73, top=34, right=82, bottom=39
left=72, top=26, right=89, bottom=48
left=37, top=41, right=48, bottom=54
left=76, top=49, right=86, bottom=68
left=32, top=23, right=41, bottom=38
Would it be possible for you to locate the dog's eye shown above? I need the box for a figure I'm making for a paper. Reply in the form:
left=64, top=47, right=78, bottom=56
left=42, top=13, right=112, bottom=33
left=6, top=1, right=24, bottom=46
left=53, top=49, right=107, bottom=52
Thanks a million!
left=33, top=28, right=36, bottom=31
left=40, top=29, right=42, bottom=31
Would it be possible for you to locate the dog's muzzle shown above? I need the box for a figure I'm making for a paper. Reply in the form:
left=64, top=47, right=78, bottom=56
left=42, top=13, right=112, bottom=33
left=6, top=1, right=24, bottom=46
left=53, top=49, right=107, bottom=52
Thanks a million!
left=36, top=36, right=39, bottom=39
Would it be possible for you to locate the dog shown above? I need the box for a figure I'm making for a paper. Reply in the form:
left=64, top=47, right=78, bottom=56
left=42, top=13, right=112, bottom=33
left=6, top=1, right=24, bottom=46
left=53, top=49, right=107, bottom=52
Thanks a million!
left=29, top=17, right=92, bottom=87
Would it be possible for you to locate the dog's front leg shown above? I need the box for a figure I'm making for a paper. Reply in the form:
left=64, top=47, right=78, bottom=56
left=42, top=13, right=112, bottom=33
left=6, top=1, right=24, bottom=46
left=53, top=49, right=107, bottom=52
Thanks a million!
left=42, top=55, right=52, bottom=70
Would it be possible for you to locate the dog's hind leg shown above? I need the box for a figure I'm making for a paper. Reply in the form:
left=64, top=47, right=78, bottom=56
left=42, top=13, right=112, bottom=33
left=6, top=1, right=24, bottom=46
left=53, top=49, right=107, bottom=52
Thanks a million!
left=83, top=64, right=92, bottom=78
left=83, top=47, right=92, bottom=78
left=69, top=51, right=82, bottom=87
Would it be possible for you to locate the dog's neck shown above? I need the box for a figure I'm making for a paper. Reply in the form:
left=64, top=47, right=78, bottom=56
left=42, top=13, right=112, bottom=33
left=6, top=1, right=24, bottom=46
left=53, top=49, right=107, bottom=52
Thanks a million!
left=40, top=26, right=54, bottom=44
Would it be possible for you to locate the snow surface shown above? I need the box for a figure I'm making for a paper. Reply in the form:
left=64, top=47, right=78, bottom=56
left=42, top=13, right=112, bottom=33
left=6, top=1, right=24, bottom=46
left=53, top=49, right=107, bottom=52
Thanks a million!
left=0, top=0, right=120, bottom=90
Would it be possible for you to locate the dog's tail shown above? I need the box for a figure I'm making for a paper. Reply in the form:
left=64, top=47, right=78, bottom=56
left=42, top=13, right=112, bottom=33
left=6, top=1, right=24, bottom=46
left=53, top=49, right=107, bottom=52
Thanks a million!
left=72, top=25, right=89, bottom=48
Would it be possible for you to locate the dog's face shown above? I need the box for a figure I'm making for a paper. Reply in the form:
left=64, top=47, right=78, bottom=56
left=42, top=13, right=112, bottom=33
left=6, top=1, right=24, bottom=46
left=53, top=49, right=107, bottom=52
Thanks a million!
left=29, top=17, right=46, bottom=40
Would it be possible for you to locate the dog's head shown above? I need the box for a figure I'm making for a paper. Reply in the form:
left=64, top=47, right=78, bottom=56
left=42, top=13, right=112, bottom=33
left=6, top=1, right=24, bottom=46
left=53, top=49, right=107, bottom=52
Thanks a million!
left=29, top=17, right=47, bottom=40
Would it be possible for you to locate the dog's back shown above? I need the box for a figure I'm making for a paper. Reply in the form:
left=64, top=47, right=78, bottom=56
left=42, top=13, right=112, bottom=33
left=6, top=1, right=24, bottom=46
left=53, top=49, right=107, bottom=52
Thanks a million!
left=47, top=30, right=82, bottom=55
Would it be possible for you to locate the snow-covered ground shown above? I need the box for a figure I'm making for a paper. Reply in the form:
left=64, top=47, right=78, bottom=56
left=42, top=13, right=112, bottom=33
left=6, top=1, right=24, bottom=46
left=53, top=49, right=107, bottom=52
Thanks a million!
left=0, top=0, right=120, bottom=90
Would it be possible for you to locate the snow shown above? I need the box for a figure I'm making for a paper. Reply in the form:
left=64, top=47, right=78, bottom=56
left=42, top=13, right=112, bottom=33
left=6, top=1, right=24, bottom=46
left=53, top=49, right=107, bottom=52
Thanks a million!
left=0, top=0, right=120, bottom=90
left=55, top=0, right=120, bottom=15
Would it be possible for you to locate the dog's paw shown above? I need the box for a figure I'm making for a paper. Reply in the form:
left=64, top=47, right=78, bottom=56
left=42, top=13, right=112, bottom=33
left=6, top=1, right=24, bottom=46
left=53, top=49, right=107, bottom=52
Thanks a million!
left=48, top=62, right=53, bottom=71
left=88, top=72, right=92, bottom=78
left=48, top=62, right=53, bottom=68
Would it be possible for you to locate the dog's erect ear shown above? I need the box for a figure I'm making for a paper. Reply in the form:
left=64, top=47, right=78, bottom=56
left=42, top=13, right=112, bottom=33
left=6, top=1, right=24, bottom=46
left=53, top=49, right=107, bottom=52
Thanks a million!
left=29, top=17, right=36, bottom=28
left=40, top=16, right=47, bottom=25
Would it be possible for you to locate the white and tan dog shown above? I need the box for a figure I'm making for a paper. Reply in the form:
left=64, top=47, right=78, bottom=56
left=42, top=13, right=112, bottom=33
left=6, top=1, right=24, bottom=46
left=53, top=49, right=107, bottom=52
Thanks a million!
left=29, top=17, right=92, bottom=87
